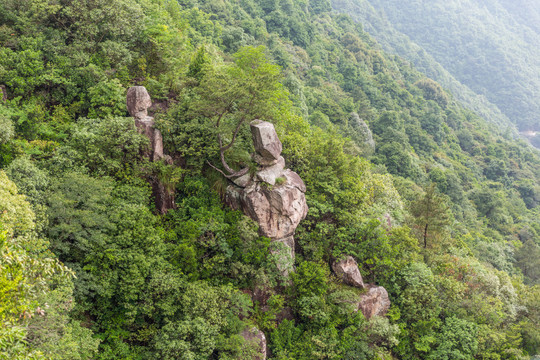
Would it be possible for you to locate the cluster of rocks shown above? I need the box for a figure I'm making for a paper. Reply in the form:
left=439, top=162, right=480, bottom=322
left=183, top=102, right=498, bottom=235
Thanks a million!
left=126, top=86, right=175, bottom=214
left=332, top=256, right=391, bottom=319
left=227, top=120, right=308, bottom=275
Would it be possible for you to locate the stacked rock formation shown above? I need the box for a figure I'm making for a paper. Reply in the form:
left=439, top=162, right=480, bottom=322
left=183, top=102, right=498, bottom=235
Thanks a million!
left=126, top=86, right=175, bottom=214
left=332, top=256, right=391, bottom=319
left=127, top=86, right=164, bottom=162
left=227, top=120, right=308, bottom=275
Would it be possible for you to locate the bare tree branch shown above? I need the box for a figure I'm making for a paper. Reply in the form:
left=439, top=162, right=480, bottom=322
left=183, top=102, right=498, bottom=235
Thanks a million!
left=207, top=161, right=249, bottom=179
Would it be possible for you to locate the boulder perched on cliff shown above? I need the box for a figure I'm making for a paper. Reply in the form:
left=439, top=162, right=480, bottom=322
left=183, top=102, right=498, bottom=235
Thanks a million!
left=127, top=86, right=152, bottom=119
left=251, top=120, right=283, bottom=161
left=332, top=256, right=365, bottom=289
left=236, top=182, right=307, bottom=240
left=358, top=285, right=391, bottom=319
left=241, top=327, right=267, bottom=360
left=226, top=120, right=307, bottom=276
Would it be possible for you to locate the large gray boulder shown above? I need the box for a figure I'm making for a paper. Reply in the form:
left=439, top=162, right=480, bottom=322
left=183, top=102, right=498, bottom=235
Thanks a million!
left=241, top=327, right=267, bottom=360
left=332, top=256, right=365, bottom=289
left=228, top=179, right=308, bottom=240
left=134, top=118, right=164, bottom=161
left=127, top=86, right=152, bottom=119
left=251, top=120, right=282, bottom=161
left=358, top=285, right=391, bottom=319
left=256, top=156, right=285, bottom=185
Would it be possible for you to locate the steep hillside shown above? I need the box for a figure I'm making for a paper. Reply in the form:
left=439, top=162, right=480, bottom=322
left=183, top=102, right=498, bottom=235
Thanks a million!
left=330, top=0, right=517, bottom=133
left=341, top=0, right=540, bottom=133
left=0, top=0, right=539, bottom=359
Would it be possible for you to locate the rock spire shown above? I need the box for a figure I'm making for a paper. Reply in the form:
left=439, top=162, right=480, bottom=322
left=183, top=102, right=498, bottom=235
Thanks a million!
left=226, top=120, right=308, bottom=275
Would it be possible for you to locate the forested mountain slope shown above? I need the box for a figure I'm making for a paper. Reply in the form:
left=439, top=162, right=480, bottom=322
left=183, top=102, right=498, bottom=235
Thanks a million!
left=0, top=0, right=539, bottom=359
left=330, top=0, right=517, bottom=133
left=334, top=0, right=540, bottom=133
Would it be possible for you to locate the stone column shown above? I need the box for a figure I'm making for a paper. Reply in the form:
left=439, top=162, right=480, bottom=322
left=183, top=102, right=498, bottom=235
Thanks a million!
left=127, top=86, right=174, bottom=214
left=226, top=120, right=308, bottom=276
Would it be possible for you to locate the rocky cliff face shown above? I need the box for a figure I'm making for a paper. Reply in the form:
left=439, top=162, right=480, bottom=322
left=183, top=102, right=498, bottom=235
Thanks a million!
left=127, top=86, right=175, bottom=214
left=227, top=120, right=308, bottom=275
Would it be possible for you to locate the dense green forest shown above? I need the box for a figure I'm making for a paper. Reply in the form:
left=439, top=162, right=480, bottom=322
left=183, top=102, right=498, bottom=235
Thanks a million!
left=330, top=0, right=517, bottom=134
left=0, top=0, right=539, bottom=359
left=332, top=0, right=540, bottom=135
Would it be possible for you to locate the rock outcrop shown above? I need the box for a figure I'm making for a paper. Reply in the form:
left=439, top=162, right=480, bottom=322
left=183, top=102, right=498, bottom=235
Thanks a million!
left=227, top=120, right=308, bottom=275
left=241, top=327, right=267, bottom=360
left=127, top=86, right=175, bottom=214
left=332, top=256, right=365, bottom=289
left=332, top=256, right=390, bottom=319
left=127, top=86, right=164, bottom=162
left=358, top=285, right=391, bottom=319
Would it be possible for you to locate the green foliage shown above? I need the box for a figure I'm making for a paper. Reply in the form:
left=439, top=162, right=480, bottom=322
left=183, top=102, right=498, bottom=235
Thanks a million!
left=1, top=0, right=539, bottom=358
left=410, top=183, right=452, bottom=250
left=87, top=79, right=126, bottom=119
left=0, top=171, right=97, bottom=360
left=428, top=317, right=478, bottom=360
left=65, top=116, right=148, bottom=179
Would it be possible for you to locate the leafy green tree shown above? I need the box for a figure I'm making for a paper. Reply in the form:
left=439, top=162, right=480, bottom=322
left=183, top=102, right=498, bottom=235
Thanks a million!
left=410, top=184, right=451, bottom=249
left=0, top=171, right=98, bottom=359
left=428, top=317, right=478, bottom=360
left=189, top=45, right=285, bottom=177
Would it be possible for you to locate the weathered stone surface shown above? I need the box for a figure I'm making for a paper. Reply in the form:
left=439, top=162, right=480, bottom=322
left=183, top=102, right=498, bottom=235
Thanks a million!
left=282, top=169, right=306, bottom=192
left=256, top=156, right=285, bottom=185
left=251, top=120, right=282, bottom=160
left=228, top=181, right=307, bottom=240
left=252, top=153, right=278, bottom=166
left=135, top=118, right=164, bottom=161
left=233, top=173, right=252, bottom=187
left=127, top=86, right=152, bottom=119
left=241, top=327, right=267, bottom=360
left=128, top=86, right=173, bottom=214
left=358, top=285, right=390, bottom=319
left=332, top=256, right=365, bottom=289
left=226, top=120, right=307, bottom=277
left=151, top=178, right=176, bottom=215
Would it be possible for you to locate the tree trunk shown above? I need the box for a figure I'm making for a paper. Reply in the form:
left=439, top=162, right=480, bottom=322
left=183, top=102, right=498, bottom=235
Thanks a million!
left=424, top=223, right=429, bottom=249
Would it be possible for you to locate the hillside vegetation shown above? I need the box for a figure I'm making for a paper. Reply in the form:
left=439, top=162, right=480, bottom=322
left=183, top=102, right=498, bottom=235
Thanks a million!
left=0, top=0, right=539, bottom=359
left=335, top=0, right=540, bottom=133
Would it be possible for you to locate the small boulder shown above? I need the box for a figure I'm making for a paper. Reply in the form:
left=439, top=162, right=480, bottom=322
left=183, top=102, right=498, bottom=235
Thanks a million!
left=241, top=327, right=267, bottom=360
left=127, top=86, right=152, bottom=119
left=251, top=120, right=282, bottom=161
left=358, top=285, right=390, bottom=319
left=282, top=169, right=306, bottom=192
left=233, top=173, right=252, bottom=188
left=252, top=153, right=278, bottom=166
left=332, top=256, right=365, bottom=289
left=256, top=156, right=285, bottom=185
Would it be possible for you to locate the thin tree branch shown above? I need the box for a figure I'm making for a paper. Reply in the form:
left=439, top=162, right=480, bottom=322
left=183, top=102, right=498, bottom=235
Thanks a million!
left=207, top=161, right=249, bottom=179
